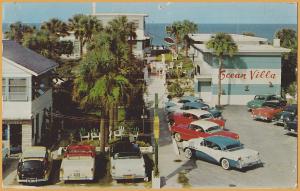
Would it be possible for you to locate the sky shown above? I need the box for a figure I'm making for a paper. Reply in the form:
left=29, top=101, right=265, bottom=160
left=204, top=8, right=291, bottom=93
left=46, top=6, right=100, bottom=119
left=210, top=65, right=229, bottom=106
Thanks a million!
left=3, top=2, right=297, bottom=24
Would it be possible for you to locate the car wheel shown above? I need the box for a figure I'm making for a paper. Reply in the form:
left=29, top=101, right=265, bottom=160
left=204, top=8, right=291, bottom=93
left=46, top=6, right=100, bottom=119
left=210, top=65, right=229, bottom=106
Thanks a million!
left=184, top=148, right=194, bottom=159
left=221, top=158, right=230, bottom=170
left=174, top=133, right=182, bottom=142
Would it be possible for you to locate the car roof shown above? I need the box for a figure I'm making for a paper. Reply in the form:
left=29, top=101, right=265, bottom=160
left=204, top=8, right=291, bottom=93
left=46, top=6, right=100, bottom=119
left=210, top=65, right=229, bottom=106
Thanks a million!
left=183, top=102, right=206, bottom=108
left=112, top=141, right=140, bottom=154
left=22, top=146, right=47, bottom=158
left=181, top=96, right=199, bottom=101
left=205, top=136, right=240, bottom=149
left=183, top=109, right=210, bottom=116
left=190, top=120, right=218, bottom=130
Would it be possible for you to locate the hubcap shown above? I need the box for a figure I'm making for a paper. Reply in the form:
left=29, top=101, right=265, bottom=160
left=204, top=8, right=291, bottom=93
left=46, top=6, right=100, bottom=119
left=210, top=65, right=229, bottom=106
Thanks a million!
left=185, top=149, right=192, bottom=159
left=175, top=133, right=181, bottom=141
left=222, top=159, right=229, bottom=169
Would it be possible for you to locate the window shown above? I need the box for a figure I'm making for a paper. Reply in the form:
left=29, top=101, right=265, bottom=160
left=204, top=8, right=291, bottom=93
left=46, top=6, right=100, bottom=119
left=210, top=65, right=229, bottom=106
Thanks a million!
left=2, top=78, right=6, bottom=100
left=189, top=124, right=204, bottom=132
left=8, top=78, right=27, bottom=101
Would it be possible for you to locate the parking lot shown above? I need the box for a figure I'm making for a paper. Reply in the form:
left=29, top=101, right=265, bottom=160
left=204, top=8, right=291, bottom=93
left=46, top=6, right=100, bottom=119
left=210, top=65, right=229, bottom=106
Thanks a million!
left=158, top=105, right=297, bottom=188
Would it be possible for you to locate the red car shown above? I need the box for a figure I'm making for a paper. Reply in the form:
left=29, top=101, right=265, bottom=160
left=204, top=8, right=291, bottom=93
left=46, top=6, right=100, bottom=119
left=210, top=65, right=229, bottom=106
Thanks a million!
left=170, top=120, right=239, bottom=142
left=168, top=109, right=226, bottom=128
left=252, top=101, right=284, bottom=121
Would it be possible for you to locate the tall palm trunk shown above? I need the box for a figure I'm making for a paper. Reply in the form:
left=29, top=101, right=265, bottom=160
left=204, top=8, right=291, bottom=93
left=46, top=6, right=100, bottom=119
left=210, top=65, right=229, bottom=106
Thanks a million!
left=108, top=105, right=114, bottom=141
left=218, top=57, right=223, bottom=107
left=99, top=115, right=106, bottom=152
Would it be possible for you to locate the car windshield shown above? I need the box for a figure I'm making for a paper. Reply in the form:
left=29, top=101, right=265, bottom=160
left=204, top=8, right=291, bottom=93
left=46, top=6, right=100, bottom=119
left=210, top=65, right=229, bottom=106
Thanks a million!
left=254, top=95, right=266, bottom=100
left=114, top=152, right=141, bottom=159
left=223, top=143, right=243, bottom=151
left=205, top=126, right=221, bottom=133
left=21, top=160, right=43, bottom=170
left=200, top=114, right=213, bottom=119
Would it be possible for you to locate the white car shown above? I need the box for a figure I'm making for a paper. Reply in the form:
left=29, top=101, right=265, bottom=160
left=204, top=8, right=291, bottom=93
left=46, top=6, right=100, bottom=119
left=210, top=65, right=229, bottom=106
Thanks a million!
left=110, top=141, right=148, bottom=182
left=182, top=136, right=261, bottom=170
left=60, top=145, right=96, bottom=182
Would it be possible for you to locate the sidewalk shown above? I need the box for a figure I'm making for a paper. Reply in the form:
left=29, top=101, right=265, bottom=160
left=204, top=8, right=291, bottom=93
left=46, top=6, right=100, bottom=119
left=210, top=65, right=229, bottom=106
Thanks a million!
left=144, top=66, right=193, bottom=188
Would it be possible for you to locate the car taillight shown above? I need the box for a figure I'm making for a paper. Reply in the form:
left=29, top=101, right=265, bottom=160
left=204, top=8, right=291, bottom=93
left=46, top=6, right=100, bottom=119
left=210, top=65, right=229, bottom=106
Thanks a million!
left=236, top=135, right=239, bottom=139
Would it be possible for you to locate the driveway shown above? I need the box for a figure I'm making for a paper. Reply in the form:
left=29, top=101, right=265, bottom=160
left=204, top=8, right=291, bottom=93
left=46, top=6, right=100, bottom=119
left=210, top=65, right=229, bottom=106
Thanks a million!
left=159, top=105, right=297, bottom=188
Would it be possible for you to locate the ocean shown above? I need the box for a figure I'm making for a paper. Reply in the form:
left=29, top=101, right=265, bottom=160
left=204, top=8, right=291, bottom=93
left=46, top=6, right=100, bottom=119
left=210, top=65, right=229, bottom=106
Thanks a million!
left=145, top=23, right=297, bottom=45
left=3, top=23, right=297, bottom=46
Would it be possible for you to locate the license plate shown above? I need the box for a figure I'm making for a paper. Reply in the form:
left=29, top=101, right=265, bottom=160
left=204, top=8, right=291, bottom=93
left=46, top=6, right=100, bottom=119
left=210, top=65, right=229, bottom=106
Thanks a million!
left=26, top=179, right=37, bottom=183
left=74, top=172, right=80, bottom=177
left=123, top=175, right=134, bottom=179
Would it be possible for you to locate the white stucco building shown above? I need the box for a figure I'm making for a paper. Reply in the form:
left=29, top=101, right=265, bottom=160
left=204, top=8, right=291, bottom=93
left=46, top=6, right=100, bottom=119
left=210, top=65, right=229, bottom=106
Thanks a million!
left=188, top=33, right=290, bottom=106
left=2, top=40, right=58, bottom=154
left=92, top=13, right=150, bottom=59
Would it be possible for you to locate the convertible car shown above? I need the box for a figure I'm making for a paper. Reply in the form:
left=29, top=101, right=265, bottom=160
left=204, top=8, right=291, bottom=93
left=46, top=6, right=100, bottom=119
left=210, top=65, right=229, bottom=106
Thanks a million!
left=182, top=136, right=261, bottom=170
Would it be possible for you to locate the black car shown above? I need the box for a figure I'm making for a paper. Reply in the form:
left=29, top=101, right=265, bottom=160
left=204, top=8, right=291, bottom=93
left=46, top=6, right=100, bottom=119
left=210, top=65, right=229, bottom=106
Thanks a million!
left=274, top=104, right=297, bottom=126
left=17, top=146, right=52, bottom=184
left=284, top=116, right=298, bottom=135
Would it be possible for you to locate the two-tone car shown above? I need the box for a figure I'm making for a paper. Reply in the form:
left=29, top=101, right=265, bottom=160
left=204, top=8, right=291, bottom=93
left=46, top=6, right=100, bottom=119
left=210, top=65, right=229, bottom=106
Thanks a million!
left=247, top=95, right=285, bottom=111
left=60, top=145, right=96, bottom=182
left=251, top=101, right=285, bottom=122
left=17, top=146, right=53, bottom=184
left=273, top=104, right=297, bottom=126
left=170, top=120, right=239, bottom=142
left=182, top=136, right=261, bottom=170
left=168, top=109, right=225, bottom=128
left=110, top=141, right=148, bottom=182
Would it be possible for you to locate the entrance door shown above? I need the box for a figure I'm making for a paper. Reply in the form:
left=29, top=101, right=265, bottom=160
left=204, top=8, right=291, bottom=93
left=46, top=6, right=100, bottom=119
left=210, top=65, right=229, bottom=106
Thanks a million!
left=10, top=124, right=22, bottom=154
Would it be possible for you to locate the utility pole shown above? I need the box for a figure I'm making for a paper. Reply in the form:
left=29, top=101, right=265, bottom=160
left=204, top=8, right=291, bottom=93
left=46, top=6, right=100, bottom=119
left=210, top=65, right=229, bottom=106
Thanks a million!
left=153, top=93, right=159, bottom=176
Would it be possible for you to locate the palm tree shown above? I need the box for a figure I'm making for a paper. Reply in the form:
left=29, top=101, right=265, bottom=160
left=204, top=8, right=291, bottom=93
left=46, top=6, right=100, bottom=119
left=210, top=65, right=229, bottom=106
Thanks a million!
left=5, top=22, right=35, bottom=43
left=68, top=14, right=103, bottom=56
left=73, top=54, right=130, bottom=152
left=41, top=18, right=69, bottom=39
left=181, top=20, right=198, bottom=56
left=206, top=33, right=238, bottom=107
left=275, top=28, right=297, bottom=90
left=166, top=21, right=182, bottom=53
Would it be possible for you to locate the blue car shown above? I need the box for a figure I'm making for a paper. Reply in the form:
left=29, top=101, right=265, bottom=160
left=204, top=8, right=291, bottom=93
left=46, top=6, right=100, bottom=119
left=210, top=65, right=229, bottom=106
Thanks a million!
left=181, top=102, right=209, bottom=110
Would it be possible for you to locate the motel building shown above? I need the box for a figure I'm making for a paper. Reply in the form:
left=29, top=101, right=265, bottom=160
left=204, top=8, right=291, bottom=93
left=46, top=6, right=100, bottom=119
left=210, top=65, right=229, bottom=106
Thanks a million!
left=60, top=11, right=150, bottom=60
left=187, top=33, right=290, bottom=106
left=2, top=40, right=58, bottom=154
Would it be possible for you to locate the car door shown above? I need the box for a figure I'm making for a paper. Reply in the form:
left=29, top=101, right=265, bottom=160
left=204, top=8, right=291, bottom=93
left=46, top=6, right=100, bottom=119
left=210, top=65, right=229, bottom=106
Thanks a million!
left=196, top=140, right=219, bottom=163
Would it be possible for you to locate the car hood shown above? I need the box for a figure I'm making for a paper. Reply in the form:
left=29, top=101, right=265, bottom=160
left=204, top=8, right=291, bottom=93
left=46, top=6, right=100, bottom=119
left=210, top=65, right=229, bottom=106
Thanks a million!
left=211, top=131, right=239, bottom=139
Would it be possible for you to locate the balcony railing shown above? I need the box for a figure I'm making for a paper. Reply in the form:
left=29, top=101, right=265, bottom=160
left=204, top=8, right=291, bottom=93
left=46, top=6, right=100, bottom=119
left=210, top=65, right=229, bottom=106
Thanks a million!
left=3, top=92, right=28, bottom=102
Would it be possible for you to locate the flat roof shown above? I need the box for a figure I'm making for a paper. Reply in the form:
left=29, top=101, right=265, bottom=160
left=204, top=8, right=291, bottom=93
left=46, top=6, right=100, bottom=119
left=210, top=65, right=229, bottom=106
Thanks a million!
left=188, top=33, right=268, bottom=42
left=92, top=13, right=148, bottom=17
left=193, top=43, right=290, bottom=54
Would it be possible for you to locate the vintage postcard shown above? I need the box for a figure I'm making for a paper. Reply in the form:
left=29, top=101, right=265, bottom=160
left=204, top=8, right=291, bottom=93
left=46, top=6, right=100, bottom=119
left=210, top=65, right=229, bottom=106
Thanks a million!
left=1, top=2, right=298, bottom=189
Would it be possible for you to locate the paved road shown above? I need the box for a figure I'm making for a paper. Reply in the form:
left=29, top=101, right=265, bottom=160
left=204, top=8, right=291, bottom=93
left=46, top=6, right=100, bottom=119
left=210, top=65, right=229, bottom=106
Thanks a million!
left=159, top=106, right=297, bottom=188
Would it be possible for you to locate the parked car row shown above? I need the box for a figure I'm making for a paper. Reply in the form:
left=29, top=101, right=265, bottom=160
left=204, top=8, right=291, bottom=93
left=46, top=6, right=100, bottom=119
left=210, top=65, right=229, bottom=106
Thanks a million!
left=17, top=141, right=148, bottom=185
left=247, top=95, right=297, bottom=135
left=165, top=95, right=261, bottom=170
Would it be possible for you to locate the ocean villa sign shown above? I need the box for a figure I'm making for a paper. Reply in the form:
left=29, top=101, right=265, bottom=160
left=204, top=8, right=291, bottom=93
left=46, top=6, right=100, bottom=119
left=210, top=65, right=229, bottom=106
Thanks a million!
left=220, top=69, right=277, bottom=80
